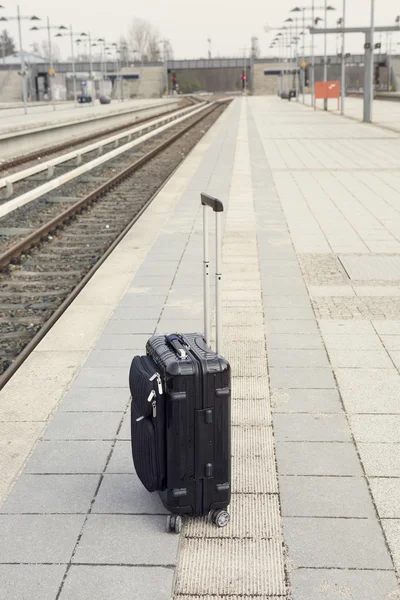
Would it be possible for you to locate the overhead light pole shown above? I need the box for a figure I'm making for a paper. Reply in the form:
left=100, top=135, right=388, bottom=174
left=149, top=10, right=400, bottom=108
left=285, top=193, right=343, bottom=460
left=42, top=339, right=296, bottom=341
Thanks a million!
left=323, top=3, right=336, bottom=110
left=340, top=0, right=346, bottom=114
left=0, top=6, right=40, bottom=114
left=55, top=27, right=80, bottom=106
left=365, top=0, right=375, bottom=122
left=31, top=20, right=66, bottom=110
left=76, top=32, right=93, bottom=100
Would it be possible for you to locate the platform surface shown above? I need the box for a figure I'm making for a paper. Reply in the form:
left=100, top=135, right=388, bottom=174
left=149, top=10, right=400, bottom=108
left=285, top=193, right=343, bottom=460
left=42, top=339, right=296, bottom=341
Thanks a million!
left=1, top=97, right=400, bottom=599
left=0, top=98, right=176, bottom=136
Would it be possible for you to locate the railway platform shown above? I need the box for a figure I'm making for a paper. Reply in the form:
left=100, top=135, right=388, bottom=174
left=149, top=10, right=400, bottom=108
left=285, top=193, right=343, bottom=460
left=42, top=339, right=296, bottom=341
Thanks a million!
left=1, top=96, right=400, bottom=599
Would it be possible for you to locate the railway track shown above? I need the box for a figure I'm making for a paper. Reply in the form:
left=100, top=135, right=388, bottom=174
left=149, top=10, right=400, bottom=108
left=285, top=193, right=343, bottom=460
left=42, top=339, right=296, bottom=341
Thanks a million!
left=0, top=99, right=229, bottom=387
left=0, top=99, right=190, bottom=174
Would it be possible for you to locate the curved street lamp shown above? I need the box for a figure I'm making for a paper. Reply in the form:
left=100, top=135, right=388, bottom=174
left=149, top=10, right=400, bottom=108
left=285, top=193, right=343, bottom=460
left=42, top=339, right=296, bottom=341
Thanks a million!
left=30, top=21, right=66, bottom=109
left=0, top=7, right=40, bottom=114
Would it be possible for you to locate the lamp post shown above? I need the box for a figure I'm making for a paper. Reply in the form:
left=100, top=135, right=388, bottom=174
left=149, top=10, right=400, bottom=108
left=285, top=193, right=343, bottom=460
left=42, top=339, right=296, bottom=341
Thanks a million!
left=55, top=27, right=80, bottom=106
left=0, top=6, right=40, bottom=114
left=340, top=0, right=346, bottom=114
left=75, top=33, right=93, bottom=101
left=31, top=20, right=66, bottom=110
left=323, top=2, right=336, bottom=110
left=290, top=4, right=335, bottom=106
left=92, top=38, right=107, bottom=94
left=365, top=0, right=375, bottom=122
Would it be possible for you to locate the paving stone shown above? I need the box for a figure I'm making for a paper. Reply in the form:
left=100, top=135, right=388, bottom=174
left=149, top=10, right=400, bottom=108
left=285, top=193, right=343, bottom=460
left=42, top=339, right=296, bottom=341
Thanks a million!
left=111, top=306, right=163, bottom=320
left=106, top=440, right=134, bottom=473
left=370, top=478, right=400, bottom=518
left=289, top=568, right=400, bottom=600
left=388, top=350, right=400, bottom=370
left=118, top=294, right=166, bottom=309
left=358, top=443, right=400, bottom=477
left=381, top=335, right=400, bottom=352
left=279, top=476, right=375, bottom=517
left=275, top=442, right=362, bottom=476
left=269, top=367, right=335, bottom=389
left=267, top=334, right=324, bottom=350
left=43, top=412, right=123, bottom=440
left=323, top=334, right=383, bottom=350
left=117, top=414, right=131, bottom=440
left=0, top=514, right=85, bottom=562
left=319, top=319, right=375, bottom=334
left=95, top=334, right=150, bottom=350
left=327, top=349, right=393, bottom=368
left=61, top=387, right=129, bottom=412
left=308, top=285, right=355, bottom=297
left=85, top=348, right=144, bottom=368
left=267, top=349, right=329, bottom=368
left=156, top=319, right=203, bottom=333
left=0, top=474, right=99, bottom=514
left=349, top=415, right=400, bottom=443
left=283, top=517, right=393, bottom=569
left=263, top=296, right=311, bottom=308
left=174, top=537, right=285, bottom=597
left=59, top=565, right=174, bottom=600
left=273, top=414, right=350, bottom=442
left=73, top=514, right=178, bottom=565
left=25, top=441, right=112, bottom=474
left=263, top=306, right=315, bottom=320
left=373, top=320, right=400, bottom=335
left=72, top=367, right=128, bottom=388
left=271, top=389, right=342, bottom=413
left=335, top=369, right=400, bottom=413
left=102, top=320, right=158, bottom=335
left=0, top=565, right=66, bottom=600
left=265, top=320, right=319, bottom=334
left=382, top=520, right=400, bottom=572
left=131, top=276, right=174, bottom=287
left=92, top=474, right=167, bottom=514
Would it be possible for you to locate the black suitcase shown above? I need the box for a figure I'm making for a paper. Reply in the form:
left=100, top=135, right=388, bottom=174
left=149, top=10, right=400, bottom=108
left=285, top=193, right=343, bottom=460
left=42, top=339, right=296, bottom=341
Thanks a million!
left=129, top=193, right=231, bottom=532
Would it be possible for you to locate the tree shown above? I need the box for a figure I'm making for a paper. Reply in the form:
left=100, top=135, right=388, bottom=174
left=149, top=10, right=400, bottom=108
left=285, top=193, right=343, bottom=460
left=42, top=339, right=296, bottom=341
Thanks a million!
left=0, top=29, right=16, bottom=58
left=40, top=41, right=61, bottom=63
left=251, top=36, right=260, bottom=59
left=129, top=17, right=162, bottom=63
left=118, top=36, right=130, bottom=66
left=163, top=39, right=174, bottom=61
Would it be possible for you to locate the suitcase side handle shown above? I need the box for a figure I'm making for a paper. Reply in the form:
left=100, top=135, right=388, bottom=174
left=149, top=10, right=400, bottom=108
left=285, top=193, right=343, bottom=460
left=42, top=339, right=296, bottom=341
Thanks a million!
left=201, top=193, right=224, bottom=355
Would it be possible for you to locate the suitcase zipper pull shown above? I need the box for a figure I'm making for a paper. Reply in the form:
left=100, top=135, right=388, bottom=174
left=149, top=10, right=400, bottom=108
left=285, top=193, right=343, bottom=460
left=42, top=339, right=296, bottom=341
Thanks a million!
left=147, top=390, right=156, bottom=403
left=152, top=399, right=157, bottom=418
left=150, top=372, right=163, bottom=395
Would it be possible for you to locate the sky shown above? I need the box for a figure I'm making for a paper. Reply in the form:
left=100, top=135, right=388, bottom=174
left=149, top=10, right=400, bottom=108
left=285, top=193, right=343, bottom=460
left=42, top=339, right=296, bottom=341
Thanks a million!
left=1, top=0, right=400, bottom=61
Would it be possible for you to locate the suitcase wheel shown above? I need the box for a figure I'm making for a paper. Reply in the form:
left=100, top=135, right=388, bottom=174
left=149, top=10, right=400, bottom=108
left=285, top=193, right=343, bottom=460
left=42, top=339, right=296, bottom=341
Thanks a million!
left=210, top=509, right=230, bottom=528
left=166, top=515, right=182, bottom=534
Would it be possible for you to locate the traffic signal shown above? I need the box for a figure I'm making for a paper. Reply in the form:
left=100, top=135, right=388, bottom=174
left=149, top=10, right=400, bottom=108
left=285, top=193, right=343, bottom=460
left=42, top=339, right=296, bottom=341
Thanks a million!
left=172, top=74, right=177, bottom=90
left=242, top=73, right=246, bottom=89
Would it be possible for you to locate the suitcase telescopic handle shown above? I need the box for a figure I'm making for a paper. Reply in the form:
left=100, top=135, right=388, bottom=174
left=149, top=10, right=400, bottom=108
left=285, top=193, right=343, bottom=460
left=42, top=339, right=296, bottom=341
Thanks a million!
left=201, top=193, right=224, bottom=355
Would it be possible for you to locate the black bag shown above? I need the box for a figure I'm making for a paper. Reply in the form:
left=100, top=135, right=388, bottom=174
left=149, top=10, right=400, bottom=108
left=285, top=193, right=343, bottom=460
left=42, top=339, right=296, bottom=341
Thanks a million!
left=129, top=193, right=231, bottom=532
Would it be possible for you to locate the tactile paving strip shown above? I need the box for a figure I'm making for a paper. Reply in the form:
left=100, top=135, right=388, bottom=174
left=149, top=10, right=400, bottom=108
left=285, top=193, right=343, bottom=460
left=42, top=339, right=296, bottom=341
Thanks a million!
left=172, top=104, right=285, bottom=600
left=184, top=494, right=281, bottom=539
left=225, top=340, right=266, bottom=360
left=231, top=399, right=272, bottom=426
left=228, top=357, right=268, bottom=378
left=231, top=376, right=269, bottom=400
left=223, top=310, right=264, bottom=328
left=233, top=456, right=279, bottom=494
left=232, top=425, right=276, bottom=458
left=174, top=538, right=286, bottom=597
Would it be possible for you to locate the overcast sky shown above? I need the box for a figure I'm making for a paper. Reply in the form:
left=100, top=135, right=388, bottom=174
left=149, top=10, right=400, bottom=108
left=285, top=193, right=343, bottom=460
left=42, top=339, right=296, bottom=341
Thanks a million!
left=2, top=0, right=400, bottom=60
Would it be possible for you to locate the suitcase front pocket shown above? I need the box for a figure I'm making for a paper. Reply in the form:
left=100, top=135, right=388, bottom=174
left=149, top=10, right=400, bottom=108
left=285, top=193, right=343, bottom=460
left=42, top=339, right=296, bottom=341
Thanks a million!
left=131, top=408, right=160, bottom=492
left=129, top=355, right=163, bottom=418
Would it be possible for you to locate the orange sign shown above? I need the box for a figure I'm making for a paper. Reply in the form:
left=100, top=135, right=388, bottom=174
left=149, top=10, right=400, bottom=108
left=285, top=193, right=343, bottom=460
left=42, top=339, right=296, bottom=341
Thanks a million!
left=315, top=81, right=341, bottom=99
left=314, top=81, right=341, bottom=111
